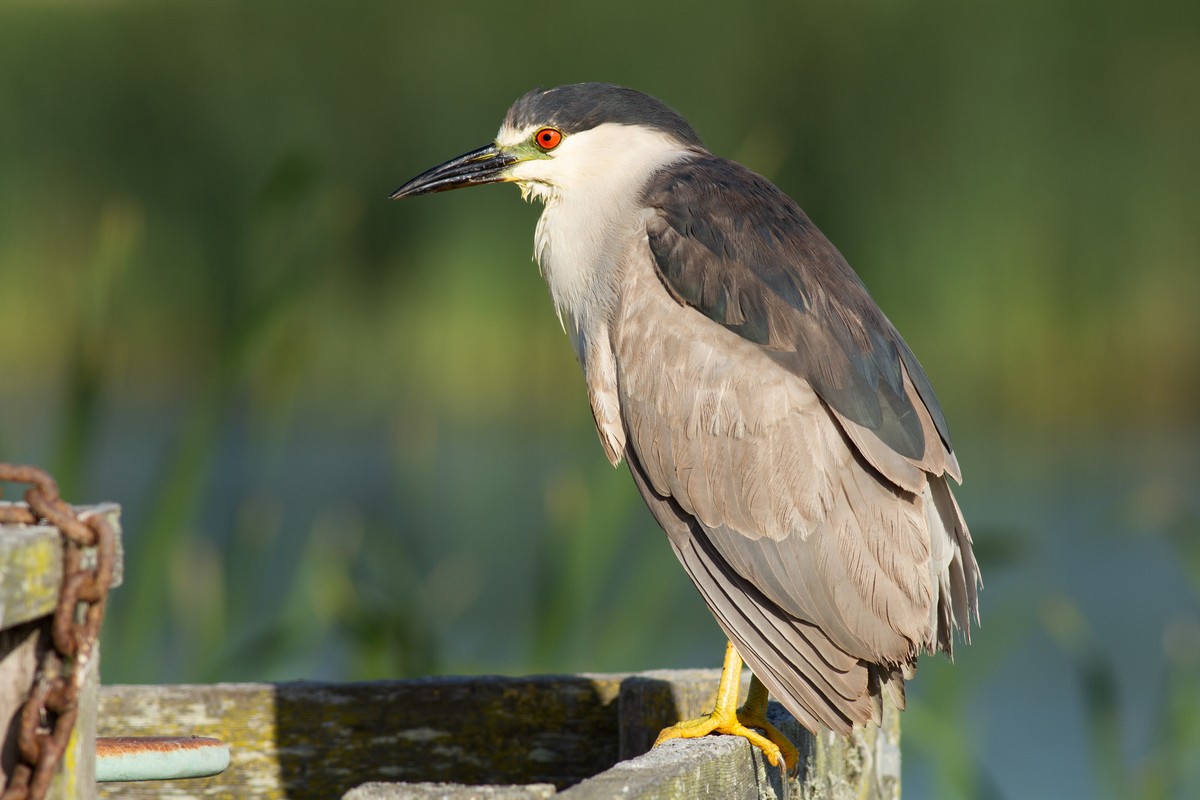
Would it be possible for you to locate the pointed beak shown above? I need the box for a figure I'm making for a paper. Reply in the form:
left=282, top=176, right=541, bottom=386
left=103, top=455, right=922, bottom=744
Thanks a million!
left=390, top=143, right=520, bottom=199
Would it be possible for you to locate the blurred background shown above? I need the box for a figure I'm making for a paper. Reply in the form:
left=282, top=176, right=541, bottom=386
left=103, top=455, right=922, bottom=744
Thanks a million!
left=1, top=0, right=1197, bottom=797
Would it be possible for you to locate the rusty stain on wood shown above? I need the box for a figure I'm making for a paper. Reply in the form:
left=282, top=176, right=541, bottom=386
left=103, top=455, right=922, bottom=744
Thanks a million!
left=96, top=736, right=230, bottom=782
left=96, top=736, right=224, bottom=756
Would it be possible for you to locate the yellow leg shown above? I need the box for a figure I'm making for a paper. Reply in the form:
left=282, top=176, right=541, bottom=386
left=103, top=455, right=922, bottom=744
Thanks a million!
left=654, top=641, right=799, bottom=772
left=740, top=674, right=800, bottom=772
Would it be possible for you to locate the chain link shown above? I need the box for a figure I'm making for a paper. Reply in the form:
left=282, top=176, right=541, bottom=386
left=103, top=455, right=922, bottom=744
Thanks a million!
left=1, top=464, right=116, bottom=800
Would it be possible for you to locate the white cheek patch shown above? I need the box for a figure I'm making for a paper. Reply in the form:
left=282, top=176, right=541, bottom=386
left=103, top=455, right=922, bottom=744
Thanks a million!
left=541, top=125, right=691, bottom=192
left=497, top=122, right=693, bottom=206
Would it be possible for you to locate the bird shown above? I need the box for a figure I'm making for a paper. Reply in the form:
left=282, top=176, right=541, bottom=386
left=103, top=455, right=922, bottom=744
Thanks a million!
left=391, top=82, right=980, bottom=771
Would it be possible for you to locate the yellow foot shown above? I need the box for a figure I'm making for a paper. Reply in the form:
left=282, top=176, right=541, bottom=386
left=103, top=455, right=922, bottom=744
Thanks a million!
left=654, top=706, right=793, bottom=770
left=735, top=676, right=800, bottom=773
left=653, top=642, right=799, bottom=773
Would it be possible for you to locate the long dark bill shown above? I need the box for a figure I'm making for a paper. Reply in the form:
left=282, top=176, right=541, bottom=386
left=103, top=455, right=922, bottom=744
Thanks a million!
left=390, top=144, right=518, bottom=199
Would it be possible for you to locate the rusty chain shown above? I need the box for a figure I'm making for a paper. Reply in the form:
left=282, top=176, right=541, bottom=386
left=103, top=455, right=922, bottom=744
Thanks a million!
left=1, top=464, right=115, bottom=800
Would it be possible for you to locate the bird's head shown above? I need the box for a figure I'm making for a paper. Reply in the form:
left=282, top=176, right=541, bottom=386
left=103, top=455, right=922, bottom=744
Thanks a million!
left=391, top=83, right=704, bottom=205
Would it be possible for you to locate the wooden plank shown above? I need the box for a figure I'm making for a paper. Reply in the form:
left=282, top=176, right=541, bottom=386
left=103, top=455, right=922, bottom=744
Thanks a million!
left=1, top=503, right=122, bottom=799
left=772, top=699, right=900, bottom=800
left=97, top=673, right=900, bottom=800
left=0, top=620, right=44, bottom=790
left=98, top=675, right=627, bottom=800
left=616, top=669, right=755, bottom=760
left=0, top=523, right=61, bottom=629
left=560, top=733, right=782, bottom=800
left=63, top=643, right=101, bottom=800
left=345, top=783, right=556, bottom=799
left=0, top=503, right=125, bottom=629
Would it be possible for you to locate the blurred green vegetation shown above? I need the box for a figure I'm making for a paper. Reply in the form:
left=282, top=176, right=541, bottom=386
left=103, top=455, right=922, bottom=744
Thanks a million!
left=1, top=1, right=1198, bottom=798
left=2, top=0, right=1197, bottom=432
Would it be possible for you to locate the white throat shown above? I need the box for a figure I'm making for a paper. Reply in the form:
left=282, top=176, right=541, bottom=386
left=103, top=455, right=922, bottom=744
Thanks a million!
left=499, top=123, right=694, bottom=356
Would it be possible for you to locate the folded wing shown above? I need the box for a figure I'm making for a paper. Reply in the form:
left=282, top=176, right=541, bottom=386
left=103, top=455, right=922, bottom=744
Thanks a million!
left=608, top=156, right=980, bottom=730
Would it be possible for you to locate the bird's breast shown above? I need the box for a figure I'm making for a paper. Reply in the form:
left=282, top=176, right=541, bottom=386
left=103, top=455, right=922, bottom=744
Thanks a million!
left=533, top=197, right=640, bottom=363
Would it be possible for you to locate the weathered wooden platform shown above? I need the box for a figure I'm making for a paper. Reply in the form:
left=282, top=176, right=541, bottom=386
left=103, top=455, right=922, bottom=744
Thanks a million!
left=1, top=503, right=124, bottom=799
left=3, top=503, right=900, bottom=799
left=97, top=673, right=899, bottom=799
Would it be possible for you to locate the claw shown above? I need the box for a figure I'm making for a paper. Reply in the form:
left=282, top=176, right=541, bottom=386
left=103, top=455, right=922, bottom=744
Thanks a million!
left=653, top=642, right=799, bottom=773
left=736, top=675, right=800, bottom=773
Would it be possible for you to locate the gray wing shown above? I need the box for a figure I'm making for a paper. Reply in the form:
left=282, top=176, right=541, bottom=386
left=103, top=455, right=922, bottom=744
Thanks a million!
left=610, top=157, right=980, bottom=731
left=642, top=156, right=960, bottom=484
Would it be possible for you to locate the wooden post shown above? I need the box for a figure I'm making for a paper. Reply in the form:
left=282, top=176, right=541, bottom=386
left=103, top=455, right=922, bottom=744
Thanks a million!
left=0, top=504, right=124, bottom=800
left=97, top=672, right=899, bottom=800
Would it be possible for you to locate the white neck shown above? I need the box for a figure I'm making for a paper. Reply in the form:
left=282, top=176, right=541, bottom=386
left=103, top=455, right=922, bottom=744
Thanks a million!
left=501, top=123, right=694, bottom=357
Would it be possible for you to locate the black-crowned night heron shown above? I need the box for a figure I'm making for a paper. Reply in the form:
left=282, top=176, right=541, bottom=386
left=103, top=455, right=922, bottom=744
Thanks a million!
left=391, top=83, right=981, bottom=771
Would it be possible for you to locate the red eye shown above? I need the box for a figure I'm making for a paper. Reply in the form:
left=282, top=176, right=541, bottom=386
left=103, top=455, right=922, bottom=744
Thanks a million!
left=534, top=128, right=563, bottom=150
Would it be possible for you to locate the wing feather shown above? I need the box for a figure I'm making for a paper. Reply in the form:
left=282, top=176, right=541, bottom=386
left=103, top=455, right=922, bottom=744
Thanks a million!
left=608, top=214, right=981, bottom=728
left=642, top=156, right=956, bottom=482
left=628, top=445, right=873, bottom=733
left=616, top=269, right=935, bottom=660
